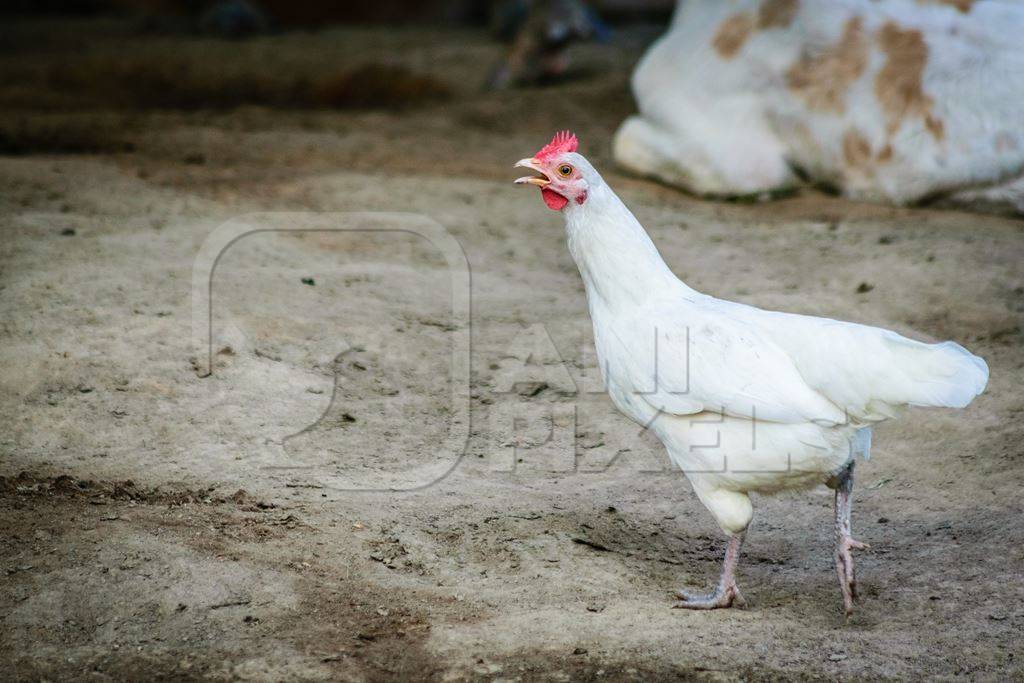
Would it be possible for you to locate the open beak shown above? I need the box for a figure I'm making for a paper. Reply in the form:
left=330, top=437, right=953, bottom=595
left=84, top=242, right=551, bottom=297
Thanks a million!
left=513, top=158, right=550, bottom=187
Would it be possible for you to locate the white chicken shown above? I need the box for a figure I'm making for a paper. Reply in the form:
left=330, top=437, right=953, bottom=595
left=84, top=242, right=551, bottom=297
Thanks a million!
left=514, top=132, right=988, bottom=614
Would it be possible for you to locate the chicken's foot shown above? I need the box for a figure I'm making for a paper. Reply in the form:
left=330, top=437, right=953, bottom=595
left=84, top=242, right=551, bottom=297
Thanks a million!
left=673, top=532, right=746, bottom=609
left=834, top=461, right=870, bottom=616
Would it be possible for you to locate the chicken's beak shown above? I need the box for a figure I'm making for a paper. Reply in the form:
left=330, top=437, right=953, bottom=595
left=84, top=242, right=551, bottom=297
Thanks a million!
left=513, top=158, right=550, bottom=187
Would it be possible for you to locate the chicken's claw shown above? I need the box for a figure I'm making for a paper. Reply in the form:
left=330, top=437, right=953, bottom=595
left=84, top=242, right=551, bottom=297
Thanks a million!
left=836, top=534, right=870, bottom=614
left=672, top=583, right=746, bottom=610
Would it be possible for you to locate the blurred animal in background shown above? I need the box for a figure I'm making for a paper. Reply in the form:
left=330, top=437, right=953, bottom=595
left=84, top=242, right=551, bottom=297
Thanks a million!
left=487, top=0, right=609, bottom=89
left=614, top=0, right=1024, bottom=215
left=514, top=132, right=988, bottom=614
left=199, top=0, right=269, bottom=37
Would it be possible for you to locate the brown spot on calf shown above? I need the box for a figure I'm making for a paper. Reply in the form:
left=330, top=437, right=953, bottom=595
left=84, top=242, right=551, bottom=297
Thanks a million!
left=786, top=17, right=868, bottom=114
left=713, top=12, right=755, bottom=59
left=917, top=0, right=975, bottom=13
left=925, top=114, right=945, bottom=140
left=843, top=129, right=873, bottom=169
left=758, top=0, right=799, bottom=29
left=875, top=22, right=937, bottom=137
left=877, top=143, right=894, bottom=162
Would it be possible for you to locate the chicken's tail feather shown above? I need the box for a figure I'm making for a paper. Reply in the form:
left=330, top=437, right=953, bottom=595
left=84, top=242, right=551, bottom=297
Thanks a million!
left=884, top=333, right=989, bottom=409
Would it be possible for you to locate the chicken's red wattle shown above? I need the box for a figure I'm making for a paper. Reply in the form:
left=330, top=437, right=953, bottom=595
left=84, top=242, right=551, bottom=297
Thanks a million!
left=542, top=188, right=568, bottom=211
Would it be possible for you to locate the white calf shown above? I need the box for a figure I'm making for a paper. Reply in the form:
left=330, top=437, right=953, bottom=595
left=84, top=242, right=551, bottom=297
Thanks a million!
left=614, top=0, right=1024, bottom=213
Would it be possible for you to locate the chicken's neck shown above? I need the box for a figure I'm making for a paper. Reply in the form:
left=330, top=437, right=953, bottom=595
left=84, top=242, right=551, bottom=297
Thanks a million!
left=563, top=182, right=696, bottom=310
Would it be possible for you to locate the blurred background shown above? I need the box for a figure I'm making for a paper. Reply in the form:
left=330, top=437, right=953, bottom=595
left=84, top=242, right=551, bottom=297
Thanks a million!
left=0, top=0, right=671, bottom=165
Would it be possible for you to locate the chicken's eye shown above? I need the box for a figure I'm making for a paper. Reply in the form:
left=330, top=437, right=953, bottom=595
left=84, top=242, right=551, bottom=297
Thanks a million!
left=557, top=164, right=573, bottom=177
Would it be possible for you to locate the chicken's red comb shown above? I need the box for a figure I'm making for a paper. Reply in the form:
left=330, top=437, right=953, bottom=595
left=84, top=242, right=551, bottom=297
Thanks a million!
left=535, top=130, right=579, bottom=160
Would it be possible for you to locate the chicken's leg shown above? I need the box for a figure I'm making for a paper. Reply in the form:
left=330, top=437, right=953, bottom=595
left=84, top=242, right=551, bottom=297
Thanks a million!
left=673, top=532, right=746, bottom=609
left=834, top=461, right=869, bottom=615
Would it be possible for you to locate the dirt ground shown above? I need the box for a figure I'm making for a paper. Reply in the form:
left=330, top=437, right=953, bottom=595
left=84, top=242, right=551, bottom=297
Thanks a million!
left=2, top=17, right=1023, bottom=682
